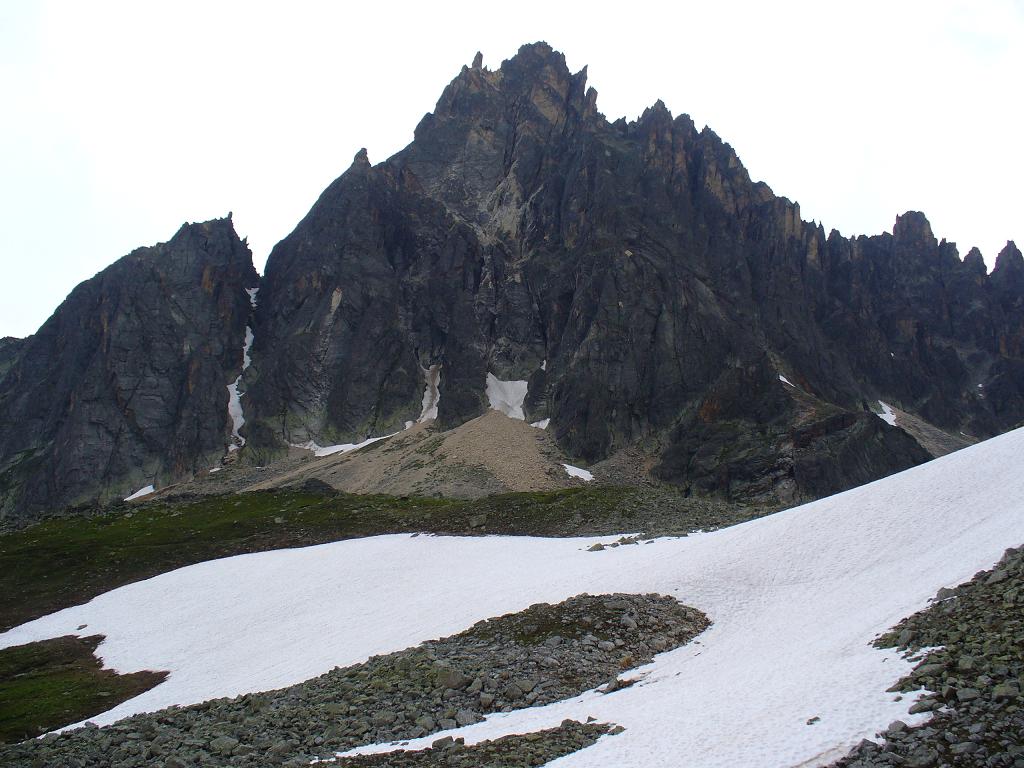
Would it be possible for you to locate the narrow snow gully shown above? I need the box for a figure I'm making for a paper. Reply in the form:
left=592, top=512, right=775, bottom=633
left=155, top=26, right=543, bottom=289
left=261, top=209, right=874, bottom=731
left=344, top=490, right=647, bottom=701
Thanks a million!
left=226, top=286, right=258, bottom=452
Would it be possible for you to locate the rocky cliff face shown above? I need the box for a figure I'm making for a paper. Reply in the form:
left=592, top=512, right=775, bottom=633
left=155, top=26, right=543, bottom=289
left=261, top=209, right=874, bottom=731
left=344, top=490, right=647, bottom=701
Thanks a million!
left=0, top=218, right=257, bottom=521
left=240, top=42, right=1021, bottom=503
left=3, top=43, right=1022, bottom=520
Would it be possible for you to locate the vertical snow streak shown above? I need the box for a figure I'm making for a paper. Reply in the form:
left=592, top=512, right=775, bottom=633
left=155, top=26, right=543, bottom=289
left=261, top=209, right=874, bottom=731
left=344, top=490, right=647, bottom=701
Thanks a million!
left=227, top=285, right=259, bottom=452
left=418, top=364, right=441, bottom=422
left=226, top=327, right=254, bottom=451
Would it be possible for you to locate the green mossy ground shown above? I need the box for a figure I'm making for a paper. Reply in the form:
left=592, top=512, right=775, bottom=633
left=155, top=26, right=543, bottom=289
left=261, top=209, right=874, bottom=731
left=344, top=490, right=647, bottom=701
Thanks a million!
left=0, top=635, right=166, bottom=744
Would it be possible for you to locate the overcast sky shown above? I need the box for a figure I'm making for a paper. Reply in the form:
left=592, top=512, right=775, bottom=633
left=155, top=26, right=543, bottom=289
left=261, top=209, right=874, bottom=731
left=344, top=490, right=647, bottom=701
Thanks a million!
left=1, top=1, right=1021, bottom=339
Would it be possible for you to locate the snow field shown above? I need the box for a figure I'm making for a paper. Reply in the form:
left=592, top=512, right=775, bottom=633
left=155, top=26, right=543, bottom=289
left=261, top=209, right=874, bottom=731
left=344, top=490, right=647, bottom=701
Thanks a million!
left=2, top=428, right=1024, bottom=766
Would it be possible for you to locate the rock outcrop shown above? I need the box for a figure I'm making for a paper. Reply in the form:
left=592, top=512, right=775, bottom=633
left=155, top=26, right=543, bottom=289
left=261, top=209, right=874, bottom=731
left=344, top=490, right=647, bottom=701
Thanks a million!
left=0, top=217, right=257, bottom=521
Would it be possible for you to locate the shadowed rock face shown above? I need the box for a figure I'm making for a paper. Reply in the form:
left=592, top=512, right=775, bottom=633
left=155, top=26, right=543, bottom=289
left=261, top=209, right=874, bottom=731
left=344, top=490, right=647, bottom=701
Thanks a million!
left=0, top=218, right=257, bottom=521
left=242, top=42, right=1020, bottom=502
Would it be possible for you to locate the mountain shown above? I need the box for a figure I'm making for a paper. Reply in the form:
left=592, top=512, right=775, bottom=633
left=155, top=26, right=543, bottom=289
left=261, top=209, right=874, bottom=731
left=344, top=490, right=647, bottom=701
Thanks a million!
left=1, top=42, right=1022, bottom=521
left=241, top=43, right=1021, bottom=497
left=0, top=218, right=257, bottom=520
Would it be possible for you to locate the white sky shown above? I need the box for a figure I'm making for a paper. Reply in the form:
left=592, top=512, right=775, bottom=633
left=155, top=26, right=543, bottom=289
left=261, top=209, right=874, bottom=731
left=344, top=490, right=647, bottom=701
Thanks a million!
left=1, top=1, right=1021, bottom=339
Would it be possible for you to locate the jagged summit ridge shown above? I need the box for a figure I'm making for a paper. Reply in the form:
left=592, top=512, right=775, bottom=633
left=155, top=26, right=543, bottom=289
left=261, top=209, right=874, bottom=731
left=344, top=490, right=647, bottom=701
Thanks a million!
left=239, top=42, right=1022, bottom=502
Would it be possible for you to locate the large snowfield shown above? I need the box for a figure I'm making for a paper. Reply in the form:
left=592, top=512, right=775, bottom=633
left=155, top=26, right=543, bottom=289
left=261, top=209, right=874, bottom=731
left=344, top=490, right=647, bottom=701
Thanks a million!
left=4, top=427, right=1024, bottom=766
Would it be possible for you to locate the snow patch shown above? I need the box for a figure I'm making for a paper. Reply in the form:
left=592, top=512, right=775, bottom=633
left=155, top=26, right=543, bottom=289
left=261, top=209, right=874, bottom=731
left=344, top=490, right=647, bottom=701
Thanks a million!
left=540, top=359, right=547, bottom=371
left=245, top=286, right=259, bottom=309
left=208, top=468, right=222, bottom=474
left=292, top=435, right=394, bottom=458
left=530, top=418, right=550, bottom=430
left=226, top=326, right=255, bottom=452
left=7, top=429, right=1024, bottom=766
left=241, top=327, right=254, bottom=369
left=486, top=373, right=528, bottom=420
left=778, top=374, right=794, bottom=387
left=877, top=400, right=898, bottom=426
left=123, top=485, right=154, bottom=502
left=562, top=463, right=593, bottom=482
left=419, top=365, right=441, bottom=422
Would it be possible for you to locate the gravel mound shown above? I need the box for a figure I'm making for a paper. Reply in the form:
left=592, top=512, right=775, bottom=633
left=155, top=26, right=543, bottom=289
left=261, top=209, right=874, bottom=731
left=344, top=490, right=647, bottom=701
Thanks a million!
left=0, top=593, right=707, bottom=767
left=833, top=545, right=1024, bottom=767
left=240, top=411, right=581, bottom=500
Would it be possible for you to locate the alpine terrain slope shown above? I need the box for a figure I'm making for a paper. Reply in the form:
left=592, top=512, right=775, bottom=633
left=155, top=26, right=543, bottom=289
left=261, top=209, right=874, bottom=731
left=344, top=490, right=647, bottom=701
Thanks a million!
left=1, top=42, right=1023, bottom=522
left=1, top=418, right=1022, bottom=766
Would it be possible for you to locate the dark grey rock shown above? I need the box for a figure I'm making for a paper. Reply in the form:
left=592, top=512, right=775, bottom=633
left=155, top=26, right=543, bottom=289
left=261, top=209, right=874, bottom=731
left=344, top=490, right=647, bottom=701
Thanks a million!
left=908, top=699, right=937, bottom=715
left=435, top=667, right=471, bottom=690
left=208, top=736, right=238, bottom=754
left=454, top=710, right=477, bottom=727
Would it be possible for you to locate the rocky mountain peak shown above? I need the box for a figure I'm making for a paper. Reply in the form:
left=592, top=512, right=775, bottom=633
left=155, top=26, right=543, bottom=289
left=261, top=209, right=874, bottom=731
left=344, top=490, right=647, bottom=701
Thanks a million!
left=892, top=210, right=936, bottom=246
left=993, top=240, right=1023, bottom=273
left=503, top=40, right=568, bottom=74
left=964, top=246, right=987, bottom=275
left=351, top=147, right=370, bottom=167
left=990, top=241, right=1024, bottom=302
left=638, top=99, right=674, bottom=130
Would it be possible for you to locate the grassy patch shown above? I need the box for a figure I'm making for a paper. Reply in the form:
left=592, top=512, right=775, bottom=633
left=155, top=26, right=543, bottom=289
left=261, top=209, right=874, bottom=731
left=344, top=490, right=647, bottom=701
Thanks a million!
left=0, top=635, right=166, bottom=744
